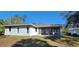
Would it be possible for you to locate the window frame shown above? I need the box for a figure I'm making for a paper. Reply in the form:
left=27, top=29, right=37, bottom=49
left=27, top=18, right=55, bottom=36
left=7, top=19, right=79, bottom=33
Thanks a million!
left=9, top=27, right=11, bottom=32
left=17, top=27, right=19, bottom=33
left=27, top=27, right=29, bottom=33
left=35, top=28, right=37, bottom=32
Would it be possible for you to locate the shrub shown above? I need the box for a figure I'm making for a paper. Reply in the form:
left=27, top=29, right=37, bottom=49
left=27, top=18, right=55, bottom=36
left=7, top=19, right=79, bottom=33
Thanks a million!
left=0, top=26, right=4, bottom=35
left=12, top=39, right=53, bottom=47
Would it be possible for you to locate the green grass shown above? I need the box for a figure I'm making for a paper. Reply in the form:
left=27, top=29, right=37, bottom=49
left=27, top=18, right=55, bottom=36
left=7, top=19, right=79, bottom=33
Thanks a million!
left=12, top=38, right=54, bottom=47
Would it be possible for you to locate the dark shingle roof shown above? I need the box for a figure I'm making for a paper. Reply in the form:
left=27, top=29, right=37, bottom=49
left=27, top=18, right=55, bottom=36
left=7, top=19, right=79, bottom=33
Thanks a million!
left=4, top=24, right=63, bottom=28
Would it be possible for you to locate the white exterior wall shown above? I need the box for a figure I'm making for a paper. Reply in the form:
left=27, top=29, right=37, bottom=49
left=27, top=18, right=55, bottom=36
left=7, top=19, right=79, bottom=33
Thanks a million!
left=5, top=26, right=39, bottom=36
left=4, top=26, right=62, bottom=36
left=29, top=27, right=39, bottom=36
left=60, top=28, right=63, bottom=36
left=68, top=28, right=79, bottom=35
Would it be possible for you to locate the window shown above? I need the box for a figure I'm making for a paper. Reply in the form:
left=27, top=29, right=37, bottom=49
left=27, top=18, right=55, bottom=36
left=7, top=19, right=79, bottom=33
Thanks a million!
left=17, top=27, right=19, bottom=33
left=9, top=27, right=11, bottom=32
left=27, top=27, right=29, bottom=33
left=39, top=29, right=40, bottom=34
left=35, top=28, right=37, bottom=32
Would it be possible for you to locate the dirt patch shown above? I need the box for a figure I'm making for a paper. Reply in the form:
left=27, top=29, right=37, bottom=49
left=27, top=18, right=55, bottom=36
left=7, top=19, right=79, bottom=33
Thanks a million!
left=53, top=36, right=79, bottom=47
left=0, top=35, right=66, bottom=47
left=0, top=36, right=28, bottom=47
left=0, top=35, right=79, bottom=47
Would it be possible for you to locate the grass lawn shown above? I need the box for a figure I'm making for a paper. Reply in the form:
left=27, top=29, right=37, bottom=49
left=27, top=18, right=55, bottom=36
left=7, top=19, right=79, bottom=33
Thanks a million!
left=0, top=35, right=66, bottom=47
left=54, top=35, right=79, bottom=47
left=0, top=35, right=79, bottom=47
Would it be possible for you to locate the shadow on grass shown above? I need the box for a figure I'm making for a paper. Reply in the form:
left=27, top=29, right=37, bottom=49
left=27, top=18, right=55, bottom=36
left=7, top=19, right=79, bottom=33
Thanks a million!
left=60, top=39, right=77, bottom=46
left=12, top=38, right=57, bottom=47
left=61, top=36, right=71, bottom=38
left=45, top=35, right=61, bottom=40
left=66, top=33, right=79, bottom=37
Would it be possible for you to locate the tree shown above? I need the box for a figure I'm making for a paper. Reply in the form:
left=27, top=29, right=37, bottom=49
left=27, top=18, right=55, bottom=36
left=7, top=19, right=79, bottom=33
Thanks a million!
left=0, top=25, right=4, bottom=35
left=0, top=19, right=6, bottom=35
left=0, top=15, right=27, bottom=35
left=0, top=19, right=10, bottom=25
left=10, top=15, right=26, bottom=24
left=61, top=11, right=79, bottom=27
left=0, top=19, right=5, bottom=25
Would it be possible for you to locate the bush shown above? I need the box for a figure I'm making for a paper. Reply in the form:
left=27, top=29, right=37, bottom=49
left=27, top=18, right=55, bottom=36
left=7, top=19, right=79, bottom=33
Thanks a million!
left=63, top=28, right=68, bottom=33
left=12, top=39, right=53, bottom=47
left=0, top=26, right=4, bottom=35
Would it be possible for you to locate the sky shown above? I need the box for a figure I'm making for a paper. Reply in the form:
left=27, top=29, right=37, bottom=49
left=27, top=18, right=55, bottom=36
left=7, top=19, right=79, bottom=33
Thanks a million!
left=0, top=11, right=66, bottom=24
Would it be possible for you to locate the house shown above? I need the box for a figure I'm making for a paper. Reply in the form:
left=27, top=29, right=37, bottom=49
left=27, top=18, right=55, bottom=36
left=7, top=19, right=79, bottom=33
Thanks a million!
left=67, top=14, right=79, bottom=35
left=68, top=24, right=79, bottom=35
left=4, top=24, right=63, bottom=37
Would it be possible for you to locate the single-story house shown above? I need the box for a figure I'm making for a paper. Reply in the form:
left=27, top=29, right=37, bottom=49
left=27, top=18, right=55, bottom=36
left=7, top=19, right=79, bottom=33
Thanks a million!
left=4, top=24, right=63, bottom=37
left=67, top=24, right=79, bottom=35
left=67, top=14, right=79, bottom=35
